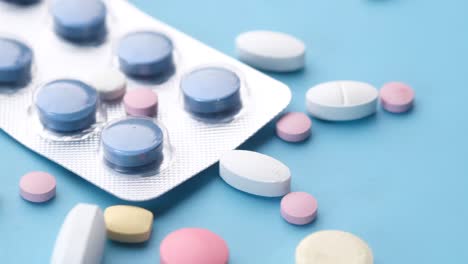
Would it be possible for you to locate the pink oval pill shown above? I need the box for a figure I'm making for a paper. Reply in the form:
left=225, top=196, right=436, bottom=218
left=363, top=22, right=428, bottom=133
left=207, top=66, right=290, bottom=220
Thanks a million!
left=380, top=82, right=414, bottom=113
left=281, top=192, right=318, bottom=225
left=160, top=228, right=229, bottom=264
left=123, top=88, right=158, bottom=117
left=19, top=171, right=56, bottom=203
left=276, top=112, right=312, bottom=142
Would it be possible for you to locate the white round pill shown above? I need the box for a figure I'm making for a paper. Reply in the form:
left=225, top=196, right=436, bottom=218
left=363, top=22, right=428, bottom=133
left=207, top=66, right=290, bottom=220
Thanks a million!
left=236, top=30, right=305, bottom=72
left=88, top=68, right=127, bottom=101
left=296, top=230, right=373, bottom=264
left=306, top=81, right=378, bottom=121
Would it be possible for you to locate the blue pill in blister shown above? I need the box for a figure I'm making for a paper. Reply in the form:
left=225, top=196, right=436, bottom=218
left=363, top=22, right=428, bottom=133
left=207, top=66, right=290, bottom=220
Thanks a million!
left=0, top=37, right=33, bottom=85
left=35, top=79, right=98, bottom=132
left=181, top=67, right=242, bottom=117
left=117, top=31, right=173, bottom=77
left=101, top=117, right=164, bottom=169
left=3, top=0, right=40, bottom=5
left=51, top=0, right=107, bottom=43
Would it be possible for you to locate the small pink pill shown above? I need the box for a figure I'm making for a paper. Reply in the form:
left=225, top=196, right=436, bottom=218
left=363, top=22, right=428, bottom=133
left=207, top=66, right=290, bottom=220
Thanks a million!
left=123, top=88, right=158, bottom=117
left=380, top=82, right=414, bottom=113
left=281, top=192, right=318, bottom=225
left=160, top=228, right=229, bottom=264
left=276, top=112, right=311, bottom=142
left=19, top=171, right=56, bottom=203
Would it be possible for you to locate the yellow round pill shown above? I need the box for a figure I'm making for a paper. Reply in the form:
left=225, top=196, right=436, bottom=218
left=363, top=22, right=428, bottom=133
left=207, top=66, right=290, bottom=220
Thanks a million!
left=104, top=205, right=154, bottom=243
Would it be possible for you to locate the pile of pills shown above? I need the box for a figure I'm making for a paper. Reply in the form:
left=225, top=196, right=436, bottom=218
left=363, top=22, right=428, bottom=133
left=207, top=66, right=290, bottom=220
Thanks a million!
left=6, top=0, right=418, bottom=263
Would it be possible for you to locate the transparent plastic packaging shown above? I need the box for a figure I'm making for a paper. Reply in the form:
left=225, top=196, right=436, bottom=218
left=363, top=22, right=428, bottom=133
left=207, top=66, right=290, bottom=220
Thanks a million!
left=0, top=0, right=291, bottom=201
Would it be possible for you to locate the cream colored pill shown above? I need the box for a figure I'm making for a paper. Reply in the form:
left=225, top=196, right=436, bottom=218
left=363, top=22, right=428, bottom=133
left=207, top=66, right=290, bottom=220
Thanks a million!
left=296, top=230, right=373, bottom=264
left=104, top=205, right=154, bottom=243
left=88, top=68, right=127, bottom=101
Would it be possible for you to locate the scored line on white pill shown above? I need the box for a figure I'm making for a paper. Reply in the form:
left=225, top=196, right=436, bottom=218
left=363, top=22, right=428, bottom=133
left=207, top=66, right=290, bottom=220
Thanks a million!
left=340, top=82, right=348, bottom=106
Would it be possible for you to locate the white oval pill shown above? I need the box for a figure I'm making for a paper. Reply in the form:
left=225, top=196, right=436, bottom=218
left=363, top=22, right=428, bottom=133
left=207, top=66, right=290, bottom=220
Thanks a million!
left=219, top=150, right=291, bottom=197
left=296, top=230, right=373, bottom=264
left=51, top=203, right=106, bottom=264
left=88, top=68, right=127, bottom=101
left=306, top=81, right=378, bottom=121
left=236, top=30, right=305, bottom=72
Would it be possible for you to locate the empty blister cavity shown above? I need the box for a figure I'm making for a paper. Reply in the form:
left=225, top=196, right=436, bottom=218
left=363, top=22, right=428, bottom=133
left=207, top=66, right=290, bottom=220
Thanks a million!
left=181, top=66, right=244, bottom=121
left=34, top=79, right=98, bottom=132
left=101, top=117, right=172, bottom=174
left=117, top=31, right=174, bottom=78
left=0, top=37, right=33, bottom=86
left=51, top=0, right=107, bottom=43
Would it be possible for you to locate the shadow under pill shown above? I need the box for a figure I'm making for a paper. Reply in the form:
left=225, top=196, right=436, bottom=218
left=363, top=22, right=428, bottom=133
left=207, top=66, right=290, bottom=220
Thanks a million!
left=135, top=165, right=219, bottom=216
left=310, top=112, right=379, bottom=128
left=239, top=121, right=277, bottom=151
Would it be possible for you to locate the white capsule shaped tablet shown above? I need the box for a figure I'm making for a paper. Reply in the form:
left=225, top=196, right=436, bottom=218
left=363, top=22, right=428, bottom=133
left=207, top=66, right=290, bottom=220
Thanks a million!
left=296, top=230, right=373, bottom=264
left=51, top=204, right=106, bottom=264
left=236, top=30, right=305, bottom=72
left=219, top=150, right=291, bottom=197
left=306, top=81, right=378, bottom=121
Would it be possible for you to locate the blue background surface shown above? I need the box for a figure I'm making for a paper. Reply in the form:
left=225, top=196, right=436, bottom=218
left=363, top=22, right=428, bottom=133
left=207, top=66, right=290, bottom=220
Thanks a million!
left=2, top=0, right=468, bottom=263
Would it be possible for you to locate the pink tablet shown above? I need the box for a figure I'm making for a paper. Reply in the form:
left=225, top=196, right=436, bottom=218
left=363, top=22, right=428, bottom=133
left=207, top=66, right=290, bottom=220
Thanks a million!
left=160, top=228, right=229, bottom=264
left=380, top=82, right=414, bottom=113
left=281, top=192, right=318, bottom=225
left=276, top=112, right=311, bottom=142
left=19, top=171, right=56, bottom=203
left=123, top=88, right=158, bottom=117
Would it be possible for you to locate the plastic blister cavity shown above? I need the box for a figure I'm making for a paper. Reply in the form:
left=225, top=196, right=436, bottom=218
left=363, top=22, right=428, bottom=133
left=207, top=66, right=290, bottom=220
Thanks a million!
left=0, top=35, right=34, bottom=88
left=180, top=64, right=250, bottom=123
left=100, top=117, right=174, bottom=176
left=0, top=0, right=291, bottom=201
left=50, top=0, right=108, bottom=44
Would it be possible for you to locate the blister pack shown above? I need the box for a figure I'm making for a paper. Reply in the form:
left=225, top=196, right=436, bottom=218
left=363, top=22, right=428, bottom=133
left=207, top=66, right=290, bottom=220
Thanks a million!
left=0, top=0, right=291, bottom=201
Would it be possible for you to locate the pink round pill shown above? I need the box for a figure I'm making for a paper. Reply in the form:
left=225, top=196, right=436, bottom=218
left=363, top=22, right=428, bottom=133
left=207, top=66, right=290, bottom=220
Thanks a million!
left=19, top=171, right=56, bottom=203
left=123, top=88, right=158, bottom=117
left=380, top=82, right=414, bottom=113
left=160, top=228, right=229, bottom=264
left=281, top=192, right=318, bottom=225
left=276, top=112, right=312, bottom=142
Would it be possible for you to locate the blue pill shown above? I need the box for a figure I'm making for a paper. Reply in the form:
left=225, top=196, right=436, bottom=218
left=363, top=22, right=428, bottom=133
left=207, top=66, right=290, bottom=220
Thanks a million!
left=117, top=31, right=173, bottom=77
left=181, top=67, right=242, bottom=117
left=101, top=117, right=164, bottom=169
left=35, top=79, right=98, bottom=132
left=51, top=0, right=107, bottom=43
left=3, top=0, right=40, bottom=5
left=0, top=37, right=33, bottom=85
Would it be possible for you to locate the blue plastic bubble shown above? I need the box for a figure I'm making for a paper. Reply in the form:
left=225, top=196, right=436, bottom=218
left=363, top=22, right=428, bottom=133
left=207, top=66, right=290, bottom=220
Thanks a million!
left=35, top=79, right=98, bottom=132
left=181, top=67, right=242, bottom=118
left=101, top=117, right=164, bottom=170
left=51, top=0, right=107, bottom=43
left=0, top=37, right=33, bottom=85
left=117, top=31, right=173, bottom=78
left=3, top=0, right=40, bottom=5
